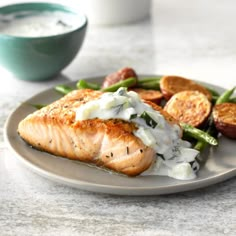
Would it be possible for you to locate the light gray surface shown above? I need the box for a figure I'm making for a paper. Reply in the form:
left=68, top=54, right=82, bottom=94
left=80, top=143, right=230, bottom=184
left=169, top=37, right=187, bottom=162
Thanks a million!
left=0, top=0, right=236, bottom=235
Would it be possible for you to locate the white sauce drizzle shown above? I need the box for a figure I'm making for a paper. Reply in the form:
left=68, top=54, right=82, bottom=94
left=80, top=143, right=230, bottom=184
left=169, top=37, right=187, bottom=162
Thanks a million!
left=75, top=88, right=200, bottom=180
left=0, top=10, right=84, bottom=37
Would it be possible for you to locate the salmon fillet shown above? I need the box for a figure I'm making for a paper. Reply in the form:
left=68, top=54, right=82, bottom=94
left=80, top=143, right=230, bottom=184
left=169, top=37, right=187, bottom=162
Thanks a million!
left=18, top=89, right=161, bottom=176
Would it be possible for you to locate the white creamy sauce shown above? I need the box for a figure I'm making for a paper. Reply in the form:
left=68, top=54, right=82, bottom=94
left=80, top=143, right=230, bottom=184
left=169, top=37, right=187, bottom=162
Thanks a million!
left=0, top=11, right=82, bottom=37
left=75, top=88, right=200, bottom=180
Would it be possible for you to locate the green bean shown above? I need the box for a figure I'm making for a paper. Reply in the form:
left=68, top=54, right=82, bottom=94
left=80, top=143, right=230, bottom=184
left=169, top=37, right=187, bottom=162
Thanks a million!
left=215, top=86, right=235, bottom=105
left=137, top=77, right=162, bottom=84
left=205, top=86, right=220, bottom=97
left=55, top=85, right=74, bottom=95
left=193, top=117, right=218, bottom=151
left=181, top=122, right=218, bottom=146
left=229, top=97, right=236, bottom=103
left=137, top=80, right=160, bottom=90
left=194, top=140, right=207, bottom=152
left=211, top=95, right=219, bottom=104
left=77, top=79, right=101, bottom=90
left=101, top=77, right=136, bottom=92
left=29, top=103, right=47, bottom=109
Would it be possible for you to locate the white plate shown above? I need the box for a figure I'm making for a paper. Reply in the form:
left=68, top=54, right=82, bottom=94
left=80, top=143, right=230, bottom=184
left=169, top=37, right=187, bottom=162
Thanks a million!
left=4, top=76, right=236, bottom=195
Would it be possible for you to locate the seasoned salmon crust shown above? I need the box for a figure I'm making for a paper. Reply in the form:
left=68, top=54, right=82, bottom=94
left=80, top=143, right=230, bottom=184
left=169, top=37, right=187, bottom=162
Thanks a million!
left=18, top=89, right=162, bottom=176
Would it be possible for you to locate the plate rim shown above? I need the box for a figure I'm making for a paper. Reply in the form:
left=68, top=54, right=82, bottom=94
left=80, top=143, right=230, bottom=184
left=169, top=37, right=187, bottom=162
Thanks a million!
left=3, top=75, right=236, bottom=195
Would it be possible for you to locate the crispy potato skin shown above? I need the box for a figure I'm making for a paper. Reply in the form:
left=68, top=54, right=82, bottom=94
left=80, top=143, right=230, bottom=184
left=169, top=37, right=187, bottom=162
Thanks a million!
left=213, top=103, right=236, bottom=139
left=129, top=88, right=163, bottom=105
left=160, top=75, right=212, bottom=101
left=164, top=90, right=212, bottom=127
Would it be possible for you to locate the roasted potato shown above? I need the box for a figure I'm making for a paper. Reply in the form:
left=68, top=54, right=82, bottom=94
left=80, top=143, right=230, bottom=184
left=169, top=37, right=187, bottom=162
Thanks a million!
left=130, top=88, right=163, bottom=104
left=160, top=75, right=212, bottom=101
left=102, top=67, right=138, bottom=88
left=164, top=90, right=212, bottom=127
left=213, top=103, right=236, bottom=139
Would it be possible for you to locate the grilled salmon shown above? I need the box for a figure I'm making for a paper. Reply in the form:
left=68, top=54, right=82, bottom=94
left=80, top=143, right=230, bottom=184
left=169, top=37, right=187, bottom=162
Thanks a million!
left=18, top=89, right=180, bottom=176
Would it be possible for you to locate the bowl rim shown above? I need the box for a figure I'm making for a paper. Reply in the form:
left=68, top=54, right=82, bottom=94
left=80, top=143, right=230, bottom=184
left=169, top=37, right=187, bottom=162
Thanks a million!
left=0, top=1, right=88, bottom=39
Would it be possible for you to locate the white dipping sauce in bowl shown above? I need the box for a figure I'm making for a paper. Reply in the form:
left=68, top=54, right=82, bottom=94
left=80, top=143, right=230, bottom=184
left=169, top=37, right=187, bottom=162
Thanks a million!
left=0, top=11, right=82, bottom=37
left=0, top=2, right=87, bottom=81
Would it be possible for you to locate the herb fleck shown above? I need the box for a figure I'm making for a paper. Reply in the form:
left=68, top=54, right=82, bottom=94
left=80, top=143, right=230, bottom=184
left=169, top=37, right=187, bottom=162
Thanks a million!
left=140, top=111, right=158, bottom=128
left=126, top=146, right=129, bottom=154
left=57, top=20, right=69, bottom=27
left=130, top=114, right=137, bottom=120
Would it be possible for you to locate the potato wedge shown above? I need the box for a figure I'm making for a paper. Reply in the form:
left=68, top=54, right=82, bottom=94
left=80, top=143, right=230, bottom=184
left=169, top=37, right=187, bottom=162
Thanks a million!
left=164, top=90, right=212, bottom=127
left=160, top=75, right=212, bottom=101
left=130, top=88, right=163, bottom=104
left=213, top=103, right=236, bottom=139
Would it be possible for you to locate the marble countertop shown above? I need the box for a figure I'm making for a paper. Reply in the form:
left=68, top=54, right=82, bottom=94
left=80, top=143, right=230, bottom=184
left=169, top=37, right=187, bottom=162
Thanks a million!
left=0, top=0, right=235, bottom=235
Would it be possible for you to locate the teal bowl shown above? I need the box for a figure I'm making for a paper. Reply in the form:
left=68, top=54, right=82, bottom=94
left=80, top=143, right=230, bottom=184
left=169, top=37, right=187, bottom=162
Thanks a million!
left=0, top=2, right=87, bottom=81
